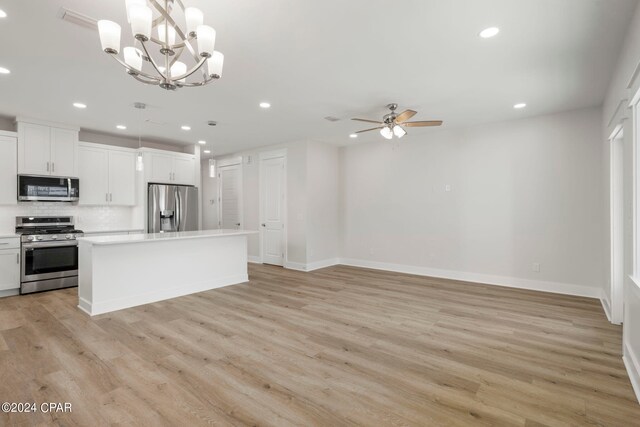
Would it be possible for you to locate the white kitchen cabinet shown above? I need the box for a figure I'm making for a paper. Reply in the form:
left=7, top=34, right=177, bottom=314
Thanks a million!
left=148, top=152, right=195, bottom=185
left=0, top=238, right=20, bottom=292
left=173, top=157, right=196, bottom=185
left=0, top=134, right=17, bottom=205
left=149, top=153, right=174, bottom=183
left=78, top=143, right=136, bottom=206
left=78, top=145, right=109, bottom=205
left=50, top=128, right=78, bottom=176
left=17, top=121, right=79, bottom=177
left=108, top=150, right=136, bottom=205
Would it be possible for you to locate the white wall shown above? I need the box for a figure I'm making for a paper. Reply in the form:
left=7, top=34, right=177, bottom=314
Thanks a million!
left=602, top=2, right=640, bottom=404
left=340, top=107, right=604, bottom=295
left=206, top=141, right=309, bottom=265
left=306, top=141, right=340, bottom=265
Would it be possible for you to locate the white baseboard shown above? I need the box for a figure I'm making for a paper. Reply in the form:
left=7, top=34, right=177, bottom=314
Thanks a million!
left=600, top=290, right=612, bottom=322
left=623, top=342, right=640, bottom=404
left=0, top=288, right=19, bottom=298
left=284, top=258, right=340, bottom=272
left=338, top=258, right=602, bottom=299
left=306, top=258, right=341, bottom=271
left=284, top=261, right=307, bottom=271
left=248, top=256, right=262, bottom=264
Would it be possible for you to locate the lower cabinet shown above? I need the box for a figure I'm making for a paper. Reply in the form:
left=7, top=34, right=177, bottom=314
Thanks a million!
left=0, top=239, right=20, bottom=293
left=78, top=143, right=136, bottom=206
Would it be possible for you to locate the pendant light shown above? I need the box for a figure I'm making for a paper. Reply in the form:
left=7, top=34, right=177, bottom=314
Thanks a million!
left=134, top=102, right=145, bottom=171
left=209, top=158, right=216, bottom=178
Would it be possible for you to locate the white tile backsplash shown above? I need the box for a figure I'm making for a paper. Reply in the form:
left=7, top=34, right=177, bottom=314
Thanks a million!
left=0, top=203, right=136, bottom=235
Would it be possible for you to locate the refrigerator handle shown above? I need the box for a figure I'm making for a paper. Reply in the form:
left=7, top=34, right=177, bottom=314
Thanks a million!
left=175, top=187, right=181, bottom=232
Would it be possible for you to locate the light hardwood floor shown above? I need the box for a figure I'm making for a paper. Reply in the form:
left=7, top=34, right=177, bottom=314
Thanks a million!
left=0, top=264, right=638, bottom=426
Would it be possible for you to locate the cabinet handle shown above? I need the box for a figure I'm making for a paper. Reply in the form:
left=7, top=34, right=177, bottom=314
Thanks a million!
left=52, top=162, right=55, bottom=173
left=106, top=193, right=109, bottom=202
left=110, top=193, right=113, bottom=202
left=17, top=253, right=20, bottom=264
left=46, top=162, right=50, bottom=172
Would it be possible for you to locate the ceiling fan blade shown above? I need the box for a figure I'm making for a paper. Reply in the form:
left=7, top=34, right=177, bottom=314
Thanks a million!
left=351, top=118, right=384, bottom=124
left=394, top=109, right=417, bottom=124
left=403, top=121, right=443, bottom=127
left=355, top=127, right=384, bottom=133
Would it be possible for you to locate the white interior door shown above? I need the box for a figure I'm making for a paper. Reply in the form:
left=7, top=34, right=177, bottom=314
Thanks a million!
left=260, top=155, right=285, bottom=266
left=218, top=164, right=242, bottom=229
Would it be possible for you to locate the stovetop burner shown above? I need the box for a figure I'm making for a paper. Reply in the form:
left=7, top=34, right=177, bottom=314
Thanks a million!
left=16, top=228, right=84, bottom=235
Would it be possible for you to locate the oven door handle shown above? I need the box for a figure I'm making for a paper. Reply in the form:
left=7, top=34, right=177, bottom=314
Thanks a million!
left=22, top=241, right=78, bottom=249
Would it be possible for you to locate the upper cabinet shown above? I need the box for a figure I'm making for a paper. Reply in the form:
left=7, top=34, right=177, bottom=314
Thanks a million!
left=78, top=143, right=136, bottom=206
left=17, top=121, right=79, bottom=177
left=146, top=151, right=196, bottom=186
left=0, top=133, right=17, bottom=205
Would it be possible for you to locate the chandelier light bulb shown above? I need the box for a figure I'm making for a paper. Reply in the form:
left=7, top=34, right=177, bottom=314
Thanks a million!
left=170, top=61, right=187, bottom=82
left=380, top=127, right=393, bottom=140
left=207, top=51, right=224, bottom=78
left=129, top=5, right=152, bottom=41
left=185, top=8, right=204, bottom=37
left=125, top=0, right=145, bottom=23
left=393, top=125, right=407, bottom=138
left=98, top=20, right=121, bottom=54
left=158, top=24, right=177, bottom=45
left=197, top=25, right=216, bottom=57
left=123, top=47, right=143, bottom=72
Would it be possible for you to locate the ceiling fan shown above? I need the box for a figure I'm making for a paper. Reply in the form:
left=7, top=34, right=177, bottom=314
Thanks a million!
left=352, top=104, right=442, bottom=139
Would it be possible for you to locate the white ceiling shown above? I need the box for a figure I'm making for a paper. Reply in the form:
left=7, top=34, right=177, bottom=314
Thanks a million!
left=0, top=0, right=637, bottom=154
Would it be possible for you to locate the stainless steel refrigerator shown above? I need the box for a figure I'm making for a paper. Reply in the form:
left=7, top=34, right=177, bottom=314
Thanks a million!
left=148, top=184, right=199, bottom=233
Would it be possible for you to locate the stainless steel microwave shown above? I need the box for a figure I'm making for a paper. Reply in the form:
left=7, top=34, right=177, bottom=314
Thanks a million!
left=17, top=175, right=80, bottom=202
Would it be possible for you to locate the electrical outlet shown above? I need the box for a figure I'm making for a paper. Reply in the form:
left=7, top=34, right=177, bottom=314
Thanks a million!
left=445, top=184, right=451, bottom=192
left=532, top=262, right=540, bottom=272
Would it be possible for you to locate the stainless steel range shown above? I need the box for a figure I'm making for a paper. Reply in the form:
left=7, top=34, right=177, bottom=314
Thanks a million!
left=15, top=216, right=84, bottom=294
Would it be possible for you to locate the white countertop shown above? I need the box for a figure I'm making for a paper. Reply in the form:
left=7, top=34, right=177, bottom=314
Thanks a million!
left=78, top=229, right=257, bottom=246
left=82, top=228, right=145, bottom=235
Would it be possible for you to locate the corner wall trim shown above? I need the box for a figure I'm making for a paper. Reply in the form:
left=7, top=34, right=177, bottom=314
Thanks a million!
left=623, top=343, right=640, bottom=405
left=337, top=258, right=601, bottom=299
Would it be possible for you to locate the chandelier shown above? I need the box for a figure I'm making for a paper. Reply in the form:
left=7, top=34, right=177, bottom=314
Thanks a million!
left=97, top=0, right=224, bottom=90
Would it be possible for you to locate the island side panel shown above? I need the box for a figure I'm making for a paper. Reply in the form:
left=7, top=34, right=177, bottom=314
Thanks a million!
left=83, top=235, right=248, bottom=315
left=78, top=240, right=94, bottom=315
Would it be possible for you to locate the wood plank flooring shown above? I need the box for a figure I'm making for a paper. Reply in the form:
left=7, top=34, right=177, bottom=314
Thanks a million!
left=0, top=264, right=638, bottom=426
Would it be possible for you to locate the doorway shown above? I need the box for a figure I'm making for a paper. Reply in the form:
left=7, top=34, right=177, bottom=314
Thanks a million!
left=610, top=126, right=624, bottom=325
left=259, top=150, right=286, bottom=266
left=218, top=157, right=243, bottom=230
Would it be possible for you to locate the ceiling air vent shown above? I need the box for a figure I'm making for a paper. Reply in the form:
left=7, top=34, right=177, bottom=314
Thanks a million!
left=324, top=116, right=340, bottom=122
left=58, top=8, right=97, bottom=30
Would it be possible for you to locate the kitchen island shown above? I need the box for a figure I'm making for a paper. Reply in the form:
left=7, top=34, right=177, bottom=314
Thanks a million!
left=77, top=229, right=257, bottom=316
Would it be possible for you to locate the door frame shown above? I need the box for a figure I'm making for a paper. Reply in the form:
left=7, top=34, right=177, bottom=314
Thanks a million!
left=610, top=124, right=625, bottom=325
left=259, top=149, right=287, bottom=265
left=217, top=156, right=243, bottom=230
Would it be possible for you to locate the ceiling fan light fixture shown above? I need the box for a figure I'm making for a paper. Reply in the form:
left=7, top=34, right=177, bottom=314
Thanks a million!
left=380, top=127, right=393, bottom=140
left=393, top=125, right=406, bottom=138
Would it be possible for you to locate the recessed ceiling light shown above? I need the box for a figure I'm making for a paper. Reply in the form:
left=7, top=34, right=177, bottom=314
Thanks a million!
left=259, top=102, right=271, bottom=109
left=116, top=125, right=127, bottom=130
left=349, top=134, right=358, bottom=138
left=181, top=125, right=191, bottom=131
left=479, top=27, right=500, bottom=38
left=0, top=10, right=6, bottom=18
left=513, top=103, right=527, bottom=109
left=0, top=67, right=10, bottom=74
left=73, top=102, right=87, bottom=109
left=203, top=150, right=211, bottom=154
left=198, top=140, right=206, bottom=145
